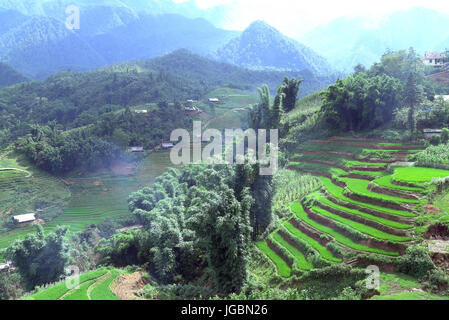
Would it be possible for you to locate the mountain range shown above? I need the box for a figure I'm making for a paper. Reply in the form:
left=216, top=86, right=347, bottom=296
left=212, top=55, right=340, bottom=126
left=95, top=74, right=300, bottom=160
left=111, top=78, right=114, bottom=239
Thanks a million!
left=0, top=0, right=332, bottom=80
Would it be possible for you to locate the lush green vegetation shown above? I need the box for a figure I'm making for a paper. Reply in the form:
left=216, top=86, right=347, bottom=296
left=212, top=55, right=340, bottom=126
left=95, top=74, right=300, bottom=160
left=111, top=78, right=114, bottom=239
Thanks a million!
left=415, top=143, right=449, bottom=170
left=393, top=167, right=449, bottom=186
left=255, top=242, right=291, bottom=277
left=319, top=196, right=412, bottom=230
left=310, top=205, right=411, bottom=242
left=339, top=177, right=421, bottom=205
left=90, top=271, right=122, bottom=301
left=27, top=269, right=109, bottom=300
left=283, top=222, right=341, bottom=263
left=291, top=202, right=399, bottom=256
left=320, top=177, right=416, bottom=218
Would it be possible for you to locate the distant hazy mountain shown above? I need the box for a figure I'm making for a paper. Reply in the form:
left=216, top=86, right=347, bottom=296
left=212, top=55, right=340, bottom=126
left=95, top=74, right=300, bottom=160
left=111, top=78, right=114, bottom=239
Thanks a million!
left=0, top=62, right=28, bottom=89
left=214, top=21, right=332, bottom=75
left=302, top=7, right=449, bottom=72
left=0, top=15, right=107, bottom=79
left=0, top=3, right=238, bottom=79
left=87, top=13, right=238, bottom=66
left=0, top=0, right=234, bottom=28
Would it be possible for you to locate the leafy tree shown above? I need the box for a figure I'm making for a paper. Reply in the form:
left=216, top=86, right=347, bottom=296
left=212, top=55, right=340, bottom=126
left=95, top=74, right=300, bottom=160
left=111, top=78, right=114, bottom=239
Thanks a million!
left=5, top=225, right=71, bottom=289
left=404, top=71, right=424, bottom=135
left=187, top=185, right=253, bottom=294
left=280, top=77, right=302, bottom=113
left=321, top=72, right=402, bottom=131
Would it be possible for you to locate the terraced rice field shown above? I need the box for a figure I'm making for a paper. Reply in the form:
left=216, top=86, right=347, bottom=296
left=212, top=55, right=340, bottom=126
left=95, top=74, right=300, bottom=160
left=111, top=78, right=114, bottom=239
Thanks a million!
left=25, top=268, right=125, bottom=300
left=0, top=152, right=174, bottom=254
left=257, top=136, right=448, bottom=277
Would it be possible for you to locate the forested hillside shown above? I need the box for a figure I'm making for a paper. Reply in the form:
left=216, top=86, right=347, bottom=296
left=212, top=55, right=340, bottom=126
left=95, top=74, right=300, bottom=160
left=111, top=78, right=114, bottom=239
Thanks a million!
left=0, top=63, right=28, bottom=89
left=0, top=3, right=238, bottom=79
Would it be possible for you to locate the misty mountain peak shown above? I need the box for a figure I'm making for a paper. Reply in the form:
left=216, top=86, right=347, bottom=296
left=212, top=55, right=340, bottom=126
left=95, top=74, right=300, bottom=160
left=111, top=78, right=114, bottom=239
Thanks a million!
left=214, top=20, right=332, bottom=74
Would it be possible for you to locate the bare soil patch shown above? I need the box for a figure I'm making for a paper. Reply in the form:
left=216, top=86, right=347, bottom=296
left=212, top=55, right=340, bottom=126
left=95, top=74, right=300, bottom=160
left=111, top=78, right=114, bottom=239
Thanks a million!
left=423, top=205, right=442, bottom=214
left=425, top=224, right=449, bottom=240
left=111, top=271, right=147, bottom=300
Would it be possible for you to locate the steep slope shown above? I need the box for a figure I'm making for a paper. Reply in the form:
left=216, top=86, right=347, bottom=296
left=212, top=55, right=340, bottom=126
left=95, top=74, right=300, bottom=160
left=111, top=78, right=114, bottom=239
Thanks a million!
left=214, top=21, right=332, bottom=75
left=0, top=16, right=107, bottom=79
left=302, top=7, right=449, bottom=72
left=0, top=62, right=28, bottom=89
left=87, top=13, right=238, bottom=65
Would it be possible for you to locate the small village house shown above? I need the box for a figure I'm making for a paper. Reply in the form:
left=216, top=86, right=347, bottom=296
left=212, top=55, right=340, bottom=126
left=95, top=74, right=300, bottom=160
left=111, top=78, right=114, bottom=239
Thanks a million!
left=208, top=98, right=220, bottom=103
left=0, top=261, right=13, bottom=273
left=423, top=52, right=447, bottom=67
left=129, top=147, right=144, bottom=153
left=12, top=213, right=37, bottom=225
left=423, top=128, right=443, bottom=139
left=135, top=109, right=148, bottom=114
left=161, top=143, right=174, bottom=149
left=184, top=106, right=200, bottom=114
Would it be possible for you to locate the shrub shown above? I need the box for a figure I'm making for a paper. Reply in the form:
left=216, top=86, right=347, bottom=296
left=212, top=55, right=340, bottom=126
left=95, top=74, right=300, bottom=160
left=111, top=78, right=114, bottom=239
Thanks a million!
left=430, top=134, right=441, bottom=146
left=441, top=128, right=449, bottom=144
left=423, top=269, right=449, bottom=294
left=397, top=245, right=436, bottom=280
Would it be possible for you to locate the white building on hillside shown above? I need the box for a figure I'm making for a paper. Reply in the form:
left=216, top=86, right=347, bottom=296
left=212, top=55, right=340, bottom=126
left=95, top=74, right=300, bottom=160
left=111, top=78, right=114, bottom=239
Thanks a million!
left=423, top=52, right=447, bottom=67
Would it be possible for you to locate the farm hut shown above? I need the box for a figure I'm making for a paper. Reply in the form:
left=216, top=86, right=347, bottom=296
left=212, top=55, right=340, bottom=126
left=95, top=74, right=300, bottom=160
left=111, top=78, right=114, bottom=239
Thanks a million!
left=119, top=225, right=143, bottom=233
left=184, top=106, right=199, bottom=114
left=208, top=98, right=220, bottom=103
left=12, top=213, right=37, bottom=225
left=130, top=147, right=144, bottom=153
left=135, top=110, right=148, bottom=114
left=0, top=261, right=13, bottom=273
left=161, top=143, right=174, bottom=149
left=423, top=129, right=443, bottom=139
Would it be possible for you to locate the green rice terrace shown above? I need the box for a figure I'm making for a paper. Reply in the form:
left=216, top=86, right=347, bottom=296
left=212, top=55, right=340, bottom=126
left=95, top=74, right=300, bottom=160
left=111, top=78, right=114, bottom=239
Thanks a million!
left=24, top=268, right=129, bottom=300
left=257, top=136, right=449, bottom=285
left=0, top=151, right=174, bottom=256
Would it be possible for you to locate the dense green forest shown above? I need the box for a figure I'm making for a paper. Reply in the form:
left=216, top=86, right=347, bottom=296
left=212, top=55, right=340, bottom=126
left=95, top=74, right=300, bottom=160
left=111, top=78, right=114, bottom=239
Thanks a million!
left=0, top=63, right=28, bottom=89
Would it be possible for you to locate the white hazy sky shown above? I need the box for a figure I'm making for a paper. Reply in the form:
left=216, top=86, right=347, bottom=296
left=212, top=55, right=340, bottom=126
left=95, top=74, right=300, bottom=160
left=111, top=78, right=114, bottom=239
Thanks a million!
left=175, top=0, right=449, bottom=38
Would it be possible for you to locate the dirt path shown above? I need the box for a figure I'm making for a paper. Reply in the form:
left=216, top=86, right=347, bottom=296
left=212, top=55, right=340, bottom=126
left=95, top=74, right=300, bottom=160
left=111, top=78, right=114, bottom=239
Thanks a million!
left=86, top=272, right=111, bottom=300
left=0, top=168, right=32, bottom=178
left=111, top=271, right=147, bottom=300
